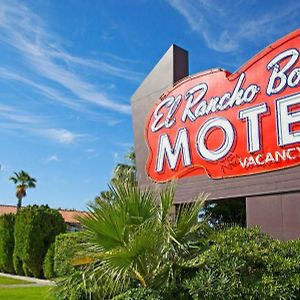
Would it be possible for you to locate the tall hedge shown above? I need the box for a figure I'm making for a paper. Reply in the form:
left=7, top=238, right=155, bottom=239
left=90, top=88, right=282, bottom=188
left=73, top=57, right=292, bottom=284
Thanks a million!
left=54, top=232, right=85, bottom=277
left=14, top=205, right=66, bottom=278
left=43, top=242, right=55, bottom=279
left=0, top=213, right=15, bottom=273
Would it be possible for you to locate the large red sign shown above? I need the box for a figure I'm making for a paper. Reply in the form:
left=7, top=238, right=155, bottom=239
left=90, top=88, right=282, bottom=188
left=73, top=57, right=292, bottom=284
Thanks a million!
left=145, top=29, right=300, bottom=182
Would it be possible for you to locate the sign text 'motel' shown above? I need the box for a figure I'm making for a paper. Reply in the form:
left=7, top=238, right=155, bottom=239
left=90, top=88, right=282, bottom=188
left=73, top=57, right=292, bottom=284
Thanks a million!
left=145, top=29, right=300, bottom=182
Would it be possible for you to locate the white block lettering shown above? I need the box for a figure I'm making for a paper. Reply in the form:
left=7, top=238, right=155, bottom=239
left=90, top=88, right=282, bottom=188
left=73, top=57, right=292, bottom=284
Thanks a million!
left=156, top=128, right=191, bottom=172
left=196, top=117, right=234, bottom=161
left=239, top=103, right=268, bottom=153
left=276, top=93, right=300, bottom=146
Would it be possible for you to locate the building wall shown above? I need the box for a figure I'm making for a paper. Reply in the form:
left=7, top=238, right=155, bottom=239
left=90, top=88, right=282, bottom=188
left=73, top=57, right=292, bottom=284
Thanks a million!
left=132, top=44, right=189, bottom=190
left=247, top=192, right=300, bottom=241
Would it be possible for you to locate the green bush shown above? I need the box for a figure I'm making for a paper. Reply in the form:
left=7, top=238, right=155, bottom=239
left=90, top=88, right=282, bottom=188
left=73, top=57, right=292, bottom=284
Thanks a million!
left=13, top=205, right=66, bottom=278
left=113, top=288, right=163, bottom=300
left=55, top=279, right=162, bottom=300
left=43, top=243, right=55, bottom=279
left=54, top=232, right=85, bottom=277
left=22, top=260, right=33, bottom=277
left=13, top=253, right=24, bottom=276
left=0, top=214, right=15, bottom=273
left=53, top=270, right=94, bottom=300
left=184, top=226, right=300, bottom=300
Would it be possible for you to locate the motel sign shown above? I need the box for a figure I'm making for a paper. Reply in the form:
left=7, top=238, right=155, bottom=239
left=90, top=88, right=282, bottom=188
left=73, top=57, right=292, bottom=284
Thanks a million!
left=145, top=30, right=300, bottom=182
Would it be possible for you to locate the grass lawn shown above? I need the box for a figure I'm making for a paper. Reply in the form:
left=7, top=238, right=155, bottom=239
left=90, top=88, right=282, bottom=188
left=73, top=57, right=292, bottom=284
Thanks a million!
left=0, top=275, right=32, bottom=285
left=0, top=286, right=54, bottom=300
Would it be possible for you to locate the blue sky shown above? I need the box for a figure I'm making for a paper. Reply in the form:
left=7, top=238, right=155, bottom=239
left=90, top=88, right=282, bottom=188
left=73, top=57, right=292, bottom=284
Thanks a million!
left=0, top=0, right=299, bottom=210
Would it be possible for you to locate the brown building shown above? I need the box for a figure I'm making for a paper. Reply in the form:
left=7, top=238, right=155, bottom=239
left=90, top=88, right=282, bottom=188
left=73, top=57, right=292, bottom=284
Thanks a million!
left=0, top=204, right=87, bottom=232
left=131, top=41, right=300, bottom=241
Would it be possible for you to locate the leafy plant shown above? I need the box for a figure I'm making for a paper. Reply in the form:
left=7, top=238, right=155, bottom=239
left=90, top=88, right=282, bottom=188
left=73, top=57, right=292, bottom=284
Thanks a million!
left=112, top=288, right=163, bottom=300
left=184, top=226, right=300, bottom=300
left=43, top=243, right=55, bottom=279
left=14, top=205, right=66, bottom=278
left=54, top=232, right=85, bottom=277
left=55, top=179, right=208, bottom=299
left=0, top=214, right=15, bottom=273
left=13, top=253, right=24, bottom=276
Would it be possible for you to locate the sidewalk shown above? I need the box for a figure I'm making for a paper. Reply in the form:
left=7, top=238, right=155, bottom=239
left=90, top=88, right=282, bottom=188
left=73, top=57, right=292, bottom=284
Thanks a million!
left=0, top=272, right=55, bottom=288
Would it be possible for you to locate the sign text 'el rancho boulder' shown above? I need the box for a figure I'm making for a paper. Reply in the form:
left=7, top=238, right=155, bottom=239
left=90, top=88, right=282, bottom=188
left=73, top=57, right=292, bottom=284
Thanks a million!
left=145, top=29, right=300, bottom=183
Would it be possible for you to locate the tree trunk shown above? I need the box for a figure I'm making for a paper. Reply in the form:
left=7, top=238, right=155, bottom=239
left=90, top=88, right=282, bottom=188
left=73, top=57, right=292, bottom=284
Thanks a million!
left=17, top=198, right=22, bottom=210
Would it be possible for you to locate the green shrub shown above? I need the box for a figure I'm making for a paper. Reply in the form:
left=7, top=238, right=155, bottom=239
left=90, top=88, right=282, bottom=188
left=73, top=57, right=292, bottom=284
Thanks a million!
left=13, top=253, right=24, bottom=275
left=55, top=279, right=162, bottom=300
left=0, top=214, right=15, bottom=273
left=53, top=270, right=94, bottom=300
left=43, top=243, right=55, bottom=279
left=22, top=261, right=33, bottom=277
left=184, top=226, right=300, bottom=300
left=14, top=205, right=66, bottom=278
left=54, top=232, right=85, bottom=277
left=113, top=288, right=163, bottom=300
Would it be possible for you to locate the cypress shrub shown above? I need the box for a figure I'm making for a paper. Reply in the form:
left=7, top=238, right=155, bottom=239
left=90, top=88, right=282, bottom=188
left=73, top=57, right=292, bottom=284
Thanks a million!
left=13, top=205, right=66, bottom=278
left=13, top=253, right=24, bottom=276
left=0, top=213, right=15, bottom=273
left=43, top=243, right=55, bottom=279
left=22, top=261, right=33, bottom=277
left=54, top=232, right=85, bottom=277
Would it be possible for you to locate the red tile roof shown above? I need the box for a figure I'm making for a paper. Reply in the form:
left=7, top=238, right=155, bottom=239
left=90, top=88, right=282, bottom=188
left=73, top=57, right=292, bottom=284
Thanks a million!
left=0, top=205, right=17, bottom=215
left=59, top=209, right=88, bottom=224
left=0, top=204, right=87, bottom=224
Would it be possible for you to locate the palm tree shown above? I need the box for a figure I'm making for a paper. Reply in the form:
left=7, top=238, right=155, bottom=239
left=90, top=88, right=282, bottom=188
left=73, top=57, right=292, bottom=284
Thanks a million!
left=113, top=149, right=136, bottom=183
left=9, top=171, right=36, bottom=210
left=57, top=178, right=209, bottom=299
left=95, top=149, right=136, bottom=204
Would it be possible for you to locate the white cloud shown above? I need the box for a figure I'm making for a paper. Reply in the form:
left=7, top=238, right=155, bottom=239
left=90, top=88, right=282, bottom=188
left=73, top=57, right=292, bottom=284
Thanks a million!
left=49, top=48, right=142, bottom=83
left=0, top=103, right=42, bottom=124
left=44, top=155, right=59, bottom=162
left=0, top=67, right=129, bottom=127
left=36, top=128, right=85, bottom=144
left=85, top=148, right=95, bottom=153
left=0, top=100, right=86, bottom=145
left=167, top=0, right=300, bottom=53
left=0, top=67, right=88, bottom=113
left=84, top=148, right=100, bottom=159
left=0, top=120, right=85, bottom=144
left=0, top=0, right=138, bottom=114
left=113, top=152, right=120, bottom=162
left=107, top=119, right=122, bottom=127
left=0, top=164, right=7, bottom=171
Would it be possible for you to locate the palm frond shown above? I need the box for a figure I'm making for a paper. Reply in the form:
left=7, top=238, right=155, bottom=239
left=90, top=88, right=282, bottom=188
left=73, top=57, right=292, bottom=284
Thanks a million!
left=66, top=180, right=212, bottom=298
left=9, top=177, right=18, bottom=184
left=174, top=194, right=207, bottom=243
left=158, top=182, right=175, bottom=224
